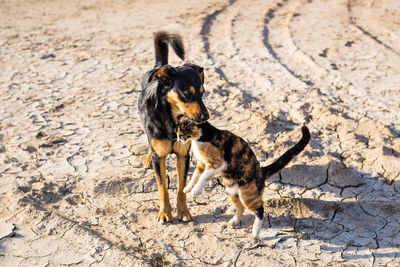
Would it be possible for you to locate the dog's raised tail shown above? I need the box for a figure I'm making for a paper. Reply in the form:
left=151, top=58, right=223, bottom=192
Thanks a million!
left=154, top=31, right=185, bottom=67
left=262, top=126, right=310, bottom=178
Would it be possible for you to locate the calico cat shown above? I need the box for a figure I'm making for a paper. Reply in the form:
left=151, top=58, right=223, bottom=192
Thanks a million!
left=176, top=116, right=310, bottom=236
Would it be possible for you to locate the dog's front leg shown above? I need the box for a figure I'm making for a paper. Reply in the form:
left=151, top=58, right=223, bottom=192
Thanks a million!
left=176, top=153, right=192, bottom=222
left=152, top=154, right=173, bottom=223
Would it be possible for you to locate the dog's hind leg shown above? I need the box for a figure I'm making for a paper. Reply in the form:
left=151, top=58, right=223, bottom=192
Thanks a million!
left=143, top=149, right=152, bottom=169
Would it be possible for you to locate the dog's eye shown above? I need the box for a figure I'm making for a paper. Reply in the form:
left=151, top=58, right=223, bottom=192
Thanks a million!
left=164, top=79, right=173, bottom=88
left=183, top=91, right=192, bottom=100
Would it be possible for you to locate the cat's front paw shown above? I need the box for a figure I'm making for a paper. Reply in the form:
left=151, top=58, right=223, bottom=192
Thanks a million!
left=183, top=186, right=192, bottom=193
left=191, top=185, right=203, bottom=196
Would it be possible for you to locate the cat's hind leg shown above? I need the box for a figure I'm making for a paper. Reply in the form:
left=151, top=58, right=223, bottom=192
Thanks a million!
left=225, top=182, right=243, bottom=226
left=238, top=181, right=264, bottom=237
left=252, top=205, right=264, bottom=237
left=228, top=194, right=245, bottom=226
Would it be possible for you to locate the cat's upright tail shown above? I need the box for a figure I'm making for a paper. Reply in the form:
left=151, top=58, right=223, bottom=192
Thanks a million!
left=262, top=126, right=310, bottom=178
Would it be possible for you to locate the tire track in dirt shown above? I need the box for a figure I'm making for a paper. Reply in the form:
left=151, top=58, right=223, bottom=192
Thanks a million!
left=200, top=0, right=336, bottom=124
left=227, top=0, right=314, bottom=138
left=264, top=0, right=353, bottom=106
left=199, top=0, right=307, bottom=120
left=265, top=0, right=399, bottom=130
left=262, top=3, right=314, bottom=88
left=198, top=0, right=277, bottom=140
left=200, top=0, right=237, bottom=84
left=347, top=0, right=400, bottom=56
left=199, top=0, right=341, bottom=157
left=202, top=0, right=346, bottom=147
left=265, top=0, right=400, bottom=182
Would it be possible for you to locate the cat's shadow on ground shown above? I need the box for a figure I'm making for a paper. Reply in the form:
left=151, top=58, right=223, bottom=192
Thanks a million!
left=188, top=159, right=400, bottom=260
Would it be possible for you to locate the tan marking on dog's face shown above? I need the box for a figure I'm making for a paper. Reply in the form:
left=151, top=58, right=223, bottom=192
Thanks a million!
left=189, top=86, right=196, bottom=95
left=166, top=91, right=207, bottom=122
left=151, top=139, right=172, bottom=157
left=166, top=91, right=183, bottom=118
left=182, top=102, right=202, bottom=121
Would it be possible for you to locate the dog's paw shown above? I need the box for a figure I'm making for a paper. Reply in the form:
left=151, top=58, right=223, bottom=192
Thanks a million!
left=228, top=215, right=241, bottom=226
left=177, top=208, right=192, bottom=222
left=143, top=156, right=152, bottom=169
left=157, top=211, right=173, bottom=224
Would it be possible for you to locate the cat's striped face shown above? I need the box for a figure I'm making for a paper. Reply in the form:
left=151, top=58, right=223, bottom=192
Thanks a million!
left=176, top=116, right=200, bottom=143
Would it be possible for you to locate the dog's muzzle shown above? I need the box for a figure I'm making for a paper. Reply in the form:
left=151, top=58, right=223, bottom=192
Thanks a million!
left=194, top=112, right=209, bottom=124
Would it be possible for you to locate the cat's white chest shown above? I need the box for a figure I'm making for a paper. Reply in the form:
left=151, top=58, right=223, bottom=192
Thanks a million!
left=191, top=141, right=206, bottom=164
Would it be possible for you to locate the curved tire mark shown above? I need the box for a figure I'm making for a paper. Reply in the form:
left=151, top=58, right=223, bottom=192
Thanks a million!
left=200, top=0, right=237, bottom=84
left=347, top=0, right=400, bottom=56
left=262, top=4, right=314, bottom=87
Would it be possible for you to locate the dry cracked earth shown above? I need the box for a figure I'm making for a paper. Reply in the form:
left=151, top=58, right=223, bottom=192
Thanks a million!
left=1, top=0, right=400, bottom=266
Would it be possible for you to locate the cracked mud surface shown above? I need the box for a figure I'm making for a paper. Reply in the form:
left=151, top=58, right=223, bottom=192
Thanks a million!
left=1, top=0, right=400, bottom=266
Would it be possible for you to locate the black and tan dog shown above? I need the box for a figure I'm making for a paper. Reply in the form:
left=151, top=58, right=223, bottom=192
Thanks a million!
left=138, top=31, right=210, bottom=223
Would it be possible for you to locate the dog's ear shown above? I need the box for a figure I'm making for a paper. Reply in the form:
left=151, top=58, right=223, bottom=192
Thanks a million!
left=197, top=66, right=204, bottom=84
left=184, top=63, right=204, bottom=83
left=150, top=65, right=174, bottom=88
